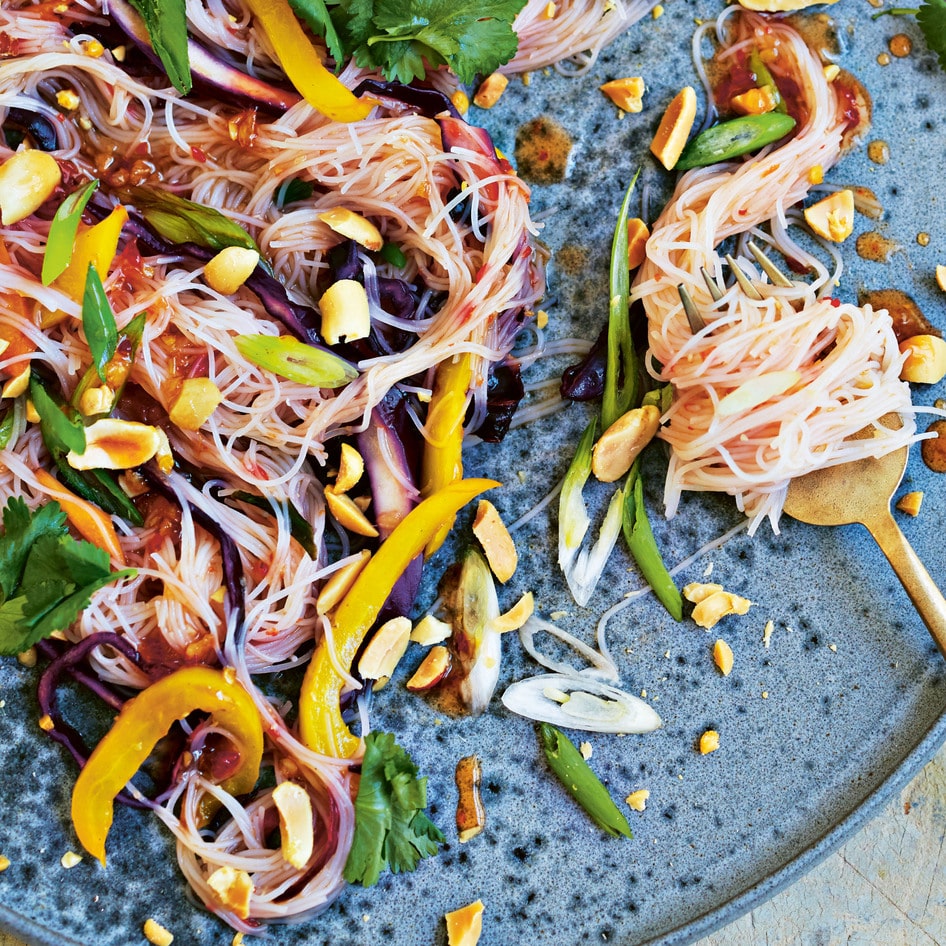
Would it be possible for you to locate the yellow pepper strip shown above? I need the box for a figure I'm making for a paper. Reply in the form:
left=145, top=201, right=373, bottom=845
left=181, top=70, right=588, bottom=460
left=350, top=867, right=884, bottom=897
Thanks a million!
left=54, top=204, right=128, bottom=302
left=300, top=478, right=499, bottom=757
left=34, top=469, right=125, bottom=565
left=71, top=666, right=263, bottom=865
left=421, top=354, right=473, bottom=556
left=243, top=0, right=376, bottom=123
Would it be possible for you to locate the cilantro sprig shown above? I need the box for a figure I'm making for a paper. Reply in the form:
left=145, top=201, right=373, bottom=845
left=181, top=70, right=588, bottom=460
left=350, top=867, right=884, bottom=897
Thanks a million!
left=343, top=730, right=444, bottom=886
left=0, top=498, right=136, bottom=655
left=330, top=0, right=528, bottom=84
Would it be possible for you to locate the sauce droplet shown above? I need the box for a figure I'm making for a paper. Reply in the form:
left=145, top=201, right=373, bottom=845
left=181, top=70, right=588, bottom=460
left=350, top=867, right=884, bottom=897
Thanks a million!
left=855, top=231, right=900, bottom=263
left=514, top=116, right=572, bottom=184
left=867, top=139, right=890, bottom=165
left=889, top=33, right=912, bottom=58
left=858, top=288, right=941, bottom=342
left=921, top=420, right=946, bottom=473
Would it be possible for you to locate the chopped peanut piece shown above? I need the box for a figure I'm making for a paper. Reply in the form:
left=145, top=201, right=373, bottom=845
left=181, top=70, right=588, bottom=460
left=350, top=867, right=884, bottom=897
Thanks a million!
left=203, top=246, right=260, bottom=295
left=207, top=866, right=254, bottom=920
left=730, top=86, right=778, bottom=115
left=319, top=279, right=370, bottom=345
left=807, top=165, right=824, bottom=185
left=692, top=591, right=752, bottom=629
left=650, top=87, right=697, bottom=170
left=324, top=488, right=378, bottom=537
left=625, top=789, right=650, bottom=811
left=804, top=190, right=854, bottom=243
left=713, top=639, right=734, bottom=675
left=411, top=614, right=453, bottom=645
left=56, top=89, right=81, bottom=110
left=24, top=400, right=39, bottom=424
left=540, top=1, right=557, bottom=16
left=67, top=418, right=162, bottom=470
left=317, top=208, right=383, bottom=252
left=699, top=730, right=720, bottom=754
left=600, top=77, right=645, bottom=113
left=406, top=644, right=451, bottom=691
left=592, top=404, right=660, bottom=482
left=896, top=491, right=924, bottom=517
left=492, top=591, right=534, bottom=633
left=936, top=265, right=946, bottom=293
left=446, top=900, right=484, bottom=946
left=38, top=713, right=55, bottom=731
left=272, top=781, right=314, bottom=869
left=168, top=377, right=223, bottom=430
left=17, top=647, right=36, bottom=667
left=77, top=384, right=114, bottom=417
left=898, top=335, right=946, bottom=385
left=334, top=443, right=364, bottom=493
left=0, top=151, right=62, bottom=225
left=451, top=90, right=470, bottom=115
left=143, top=919, right=174, bottom=946
left=823, top=63, right=841, bottom=82
left=2, top=366, right=30, bottom=399
left=317, top=550, right=370, bottom=614
left=683, top=582, right=723, bottom=604
left=473, top=73, right=508, bottom=109
left=472, top=500, right=517, bottom=582
left=0, top=855, right=9, bottom=871
left=358, top=615, right=412, bottom=681
left=60, top=851, right=82, bottom=868
left=579, top=741, right=593, bottom=760
left=627, top=217, right=650, bottom=269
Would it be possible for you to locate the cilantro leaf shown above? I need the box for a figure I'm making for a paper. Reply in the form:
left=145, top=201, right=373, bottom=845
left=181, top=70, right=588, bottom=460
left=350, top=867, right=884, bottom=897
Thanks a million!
left=331, top=0, right=526, bottom=84
left=0, top=498, right=67, bottom=601
left=343, top=731, right=445, bottom=886
left=30, top=377, right=86, bottom=456
left=288, top=0, right=345, bottom=64
left=0, top=597, right=29, bottom=653
left=917, top=0, right=946, bottom=72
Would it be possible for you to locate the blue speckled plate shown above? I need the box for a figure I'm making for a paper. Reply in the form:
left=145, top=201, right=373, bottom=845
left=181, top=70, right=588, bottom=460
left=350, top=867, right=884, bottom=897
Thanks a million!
left=2, top=4, right=945, bottom=945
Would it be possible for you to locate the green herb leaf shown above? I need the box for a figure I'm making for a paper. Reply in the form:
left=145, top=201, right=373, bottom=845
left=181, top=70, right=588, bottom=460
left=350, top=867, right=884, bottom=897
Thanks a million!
left=331, top=0, right=527, bottom=84
left=343, top=730, right=445, bottom=886
left=130, top=187, right=260, bottom=255
left=0, top=408, right=16, bottom=451
left=379, top=242, right=407, bottom=268
left=602, top=171, right=640, bottom=429
left=41, top=180, right=99, bottom=286
left=538, top=723, right=632, bottom=838
left=71, top=312, right=146, bottom=418
left=622, top=462, right=682, bottom=621
left=288, top=0, right=345, bottom=63
left=275, top=177, right=315, bottom=208
left=234, top=334, right=358, bottom=388
left=128, top=0, right=192, bottom=95
left=30, top=377, right=86, bottom=456
left=0, top=498, right=135, bottom=655
left=917, top=0, right=946, bottom=72
left=81, top=264, right=118, bottom=382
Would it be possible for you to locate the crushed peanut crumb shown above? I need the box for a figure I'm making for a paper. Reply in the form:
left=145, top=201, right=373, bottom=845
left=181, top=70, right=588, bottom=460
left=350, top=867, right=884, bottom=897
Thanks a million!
left=699, top=730, right=720, bottom=754
left=143, top=918, right=174, bottom=946
left=762, top=620, right=774, bottom=648
left=625, top=789, right=650, bottom=811
left=60, top=851, right=82, bottom=868
left=579, top=741, right=593, bottom=760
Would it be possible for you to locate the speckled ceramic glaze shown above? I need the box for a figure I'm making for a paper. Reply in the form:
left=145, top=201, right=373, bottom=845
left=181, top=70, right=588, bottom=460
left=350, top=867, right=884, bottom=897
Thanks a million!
left=2, top=4, right=945, bottom=945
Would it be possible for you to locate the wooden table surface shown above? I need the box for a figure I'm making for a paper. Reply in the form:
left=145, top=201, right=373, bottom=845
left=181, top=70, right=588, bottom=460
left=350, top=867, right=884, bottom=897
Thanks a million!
left=2, top=743, right=944, bottom=946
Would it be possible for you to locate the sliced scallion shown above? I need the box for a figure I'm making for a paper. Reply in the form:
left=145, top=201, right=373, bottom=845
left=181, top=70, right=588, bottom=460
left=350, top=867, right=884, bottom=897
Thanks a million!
left=234, top=334, right=358, bottom=388
left=41, top=179, right=99, bottom=286
left=81, top=264, right=118, bottom=383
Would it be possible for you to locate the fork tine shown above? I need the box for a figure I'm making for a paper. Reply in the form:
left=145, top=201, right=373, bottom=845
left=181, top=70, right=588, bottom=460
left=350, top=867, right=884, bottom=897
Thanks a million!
left=724, top=253, right=763, bottom=301
left=747, top=241, right=793, bottom=288
left=700, top=266, right=723, bottom=301
left=677, top=284, right=706, bottom=333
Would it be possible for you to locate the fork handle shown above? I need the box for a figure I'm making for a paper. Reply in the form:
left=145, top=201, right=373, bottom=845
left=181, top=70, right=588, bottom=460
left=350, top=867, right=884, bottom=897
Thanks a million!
left=866, top=511, right=946, bottom=658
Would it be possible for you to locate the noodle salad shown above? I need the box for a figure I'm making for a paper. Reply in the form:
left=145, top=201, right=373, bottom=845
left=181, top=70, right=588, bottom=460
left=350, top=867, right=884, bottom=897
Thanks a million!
left=0, top=0, right=942, bottom=943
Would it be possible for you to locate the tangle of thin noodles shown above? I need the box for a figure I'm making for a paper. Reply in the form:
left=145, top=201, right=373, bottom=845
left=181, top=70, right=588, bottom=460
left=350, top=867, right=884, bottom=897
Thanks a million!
left=0, top=0, right=544, bottom=928
left=632, top=11, right=915, bottom=533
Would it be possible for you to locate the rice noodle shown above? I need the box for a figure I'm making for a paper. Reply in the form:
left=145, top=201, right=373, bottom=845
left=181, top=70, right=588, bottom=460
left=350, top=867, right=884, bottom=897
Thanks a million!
left=633, top=11, right=915, bottom=533
left=0, top=0, right=544, bottom=928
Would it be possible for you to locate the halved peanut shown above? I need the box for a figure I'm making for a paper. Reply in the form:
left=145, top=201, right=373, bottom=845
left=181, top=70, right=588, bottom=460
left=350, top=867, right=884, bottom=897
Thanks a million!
left=491, top=591, right=534, bottom=633
left=77, top=384, right=114, bottom=417
left=358, top=615, right=411, bottom=681
left=203, top=246, right=259, bottom=295
left=272, top=781, right=314, bottom=869
left=898, top=335, right=946, bottom=385
left=692, top=591, right=752, bottom=629
left=650, top=87, right=697, bottom=170
left=324, top=488, right=378, bottom=537
left=804, top=190, right=854, bottom=243
left=591, top=404, right=660, bottom=483
left=334, top=443, right=364, bottom=493
left=713, top=638, right=734, bottom=675
left=168, top=377, right=223, bottom=430
left=600, top=77, right=645, bottom=113
left=471, top=500, right=517, bottom=583
left=317, top=550, right=371, bottom=614
left=319, top=279, right=370, bottom=345
left=473, top=73, right=508, bottom=109
left=627, top=218, right=650, bottom=269
left=406, top=645, right=452, bottom=691
left=206, top=866, right=254, bottom=919
left=67, top=418, right=161, bottom=470
left=0, top=151, right=61, bottom=225
left=317, top=208, right=383, bottom=252
left=410, top=613, right=453, bottom=645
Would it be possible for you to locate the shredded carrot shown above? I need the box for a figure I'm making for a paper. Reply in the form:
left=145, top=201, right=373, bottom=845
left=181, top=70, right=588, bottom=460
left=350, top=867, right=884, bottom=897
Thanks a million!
left=33, top=469, right=126, bottom=565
